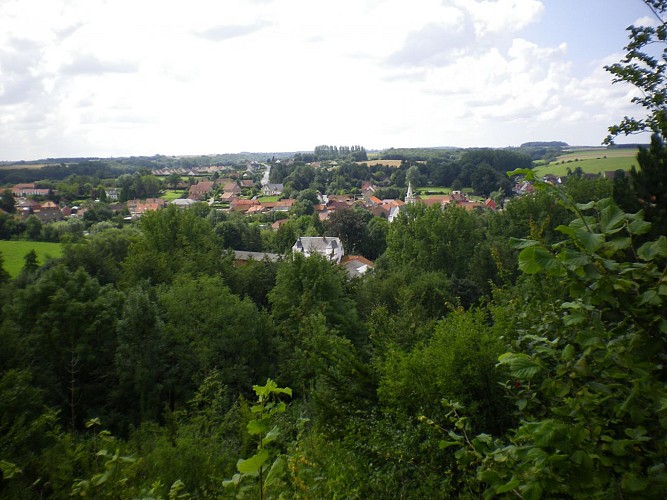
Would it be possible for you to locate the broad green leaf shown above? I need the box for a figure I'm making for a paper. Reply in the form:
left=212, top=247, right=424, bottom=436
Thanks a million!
left=639, top=289, right=661, bottom=306
left=495, top=478, right=520, bottom=494
left=604, top=236, right=631, bottom=253
left=0, top=460, right=22, bottom=479
left=599, top=204, right=625, bottom=234
left=261, top=426, right=280, bottom=447
left=518, top=246, right=557, bottom=274
left=478, top=468, right=502, bottom=484
left=561, top=344, right=575, bottom=361
left=439, top=440, right=461, bottom=449
left=576, top=200, right=596, bottom=211
left=263, top=456, right=286, bottom=491
left=573, top=228, right=605, bottom=253
left=628, top=218, right=652, bottom=235
left=563, top=311, right=586, bottom=326
left=622, top=473, right=648, bottom=492
left=555, top=224, right=575, bottom=237
left=223, top=473, right=242, bottom=488
left=559, top=249, right=590, bottom=269
left=509, top=237, right=539, bottom=249
left=499, top=353, right=542, bottom=379
left=638, top=236, right=667, bottom=261
left=237, top=449, right=269, bottom=475
left=247, top=418, right=270, bottom=435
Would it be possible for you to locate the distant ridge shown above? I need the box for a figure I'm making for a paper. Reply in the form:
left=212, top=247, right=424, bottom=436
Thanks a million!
left=520, top=141, right=568, bottom=148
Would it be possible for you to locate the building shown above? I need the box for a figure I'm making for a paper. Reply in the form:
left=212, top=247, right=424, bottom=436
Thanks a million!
left=11, top=183, right=50, bottom=197
left=292, top=236, right=344, bottom=263
left=262, top=183, right=284, bottom=196
left=188, top=181, right=215, bottom=201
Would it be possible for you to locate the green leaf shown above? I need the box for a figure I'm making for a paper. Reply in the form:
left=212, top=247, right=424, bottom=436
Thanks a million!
left=573, top=228, right=605, bottom=253
left=561, top=344, right=575, bottom=361
left=628, top=218, right=652, bottom=235
left=599, top=204, right=626, bottom=233
left=261, top=426, right=280, bottom=447
left=495, top=478, right=520, bottom=494
left=639, top=289, right=661, bottom=306
left=509, top=237, right=539, bottom=249
left=237, top=449, right=270, bottom=475
left=563, top=311, right=587, bottom=326
left=499, top=353, right=542, bottom=379
left=559, top=249, right=590, bottom=269
left=0, top=460, right=22, bottom=479
left=604, top=236, right=631, bottom=253
left=576, top=200, right=596, bottom=211
left=222, top=473, right=242, bottom=488
left=555, top=224, right=575, bottom=238
left=638, top=236, right=667, bottom=261
left=518, top=246, right=557, bottom=274
left=263, top=456, right=286, bottom=492
left=622, top=473, right=648, bottom=492
left=439, top=440, right=461, bottom=450
left=247, top=418, right=270, bottom=436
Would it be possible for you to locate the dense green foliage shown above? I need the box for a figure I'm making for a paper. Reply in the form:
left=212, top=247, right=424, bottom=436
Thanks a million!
left=4, top=166, right=662, bottom=498
left=1, top=6, right=665, bottom=497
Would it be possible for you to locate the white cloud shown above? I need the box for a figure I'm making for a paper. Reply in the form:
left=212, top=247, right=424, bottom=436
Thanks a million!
left=0, top=0, right=653, bottom=159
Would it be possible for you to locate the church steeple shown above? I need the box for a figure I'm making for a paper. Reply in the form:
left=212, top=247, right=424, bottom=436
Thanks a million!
left=406, top=181, right=415, bottom=204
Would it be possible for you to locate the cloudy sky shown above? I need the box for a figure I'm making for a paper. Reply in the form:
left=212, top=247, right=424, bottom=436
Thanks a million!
left=0, top=0, right=656, bottom=160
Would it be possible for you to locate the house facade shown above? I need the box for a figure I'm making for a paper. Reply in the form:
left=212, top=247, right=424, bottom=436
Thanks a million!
left=292, top=236, right=344, bottom=264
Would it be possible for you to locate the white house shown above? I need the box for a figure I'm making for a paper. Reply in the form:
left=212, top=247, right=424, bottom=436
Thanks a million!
left=263, top=183, right=284, bottom=196
left=292, top=236, right=344, bottom=264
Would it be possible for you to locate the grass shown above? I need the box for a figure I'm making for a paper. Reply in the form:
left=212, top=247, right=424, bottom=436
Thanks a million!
left=0, top=240, right=64, bottom=277
left=534, top=155, right=638, bottom=177
left=417, top=187, right=451, bottom=194
left=257, top=196, right=280, bottom=202
left=161, top=189, right=188, bottom=202
left=0, top=163, right=55, bottom=170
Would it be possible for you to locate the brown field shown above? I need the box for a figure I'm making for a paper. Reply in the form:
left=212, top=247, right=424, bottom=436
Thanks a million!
left=0, top=163, right=54, bottom=170
left=357, top=159, right=404, bottom=167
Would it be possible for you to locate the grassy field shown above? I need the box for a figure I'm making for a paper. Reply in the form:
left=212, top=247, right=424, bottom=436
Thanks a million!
left=534, top=147, right=638, bottom=177
left=161, top=189, right=187, bottom=201
left=0, top=240, right=64, bottom=277
left=0, top=163, right=55, bottom=170
left=417, top=187, right=451, bottom=194
left=257, top=195, right=280, bottom=202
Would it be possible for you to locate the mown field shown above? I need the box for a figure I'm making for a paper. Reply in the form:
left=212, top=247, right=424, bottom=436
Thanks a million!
left=0, top=240, right=63, bottom=277
left=161, top=189, right=187, bottom=201
left=0, top=163, right=55, bottom=170
left=534, top=147, right=638, bottom=177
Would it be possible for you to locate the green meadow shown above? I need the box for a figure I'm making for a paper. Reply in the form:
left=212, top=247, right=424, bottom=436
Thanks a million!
left=0, top=240, right=64, bottom=277
left=533, top=147, right=638, bottom=177
left=161, top=189, right=188, bottom=202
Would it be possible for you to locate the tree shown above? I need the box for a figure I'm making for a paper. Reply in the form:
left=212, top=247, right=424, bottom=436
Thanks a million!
left=626, top=132, right=667, bottom=237
left=159, top=275, right=275, bottom=404
left=121, top=205, right=224, bottom=286
left=22, top=249, right=39, bottom=274
left=23, top=215, right=42, bottom=241
left=324, top=207, right=372, bottom=255
left=115, top=287, right=165, bottom=423
left=0, top=188, right=16, bottom=213
left=605, top=1, right=667, bottom=142
left=0, top=251, right=10, bottom=284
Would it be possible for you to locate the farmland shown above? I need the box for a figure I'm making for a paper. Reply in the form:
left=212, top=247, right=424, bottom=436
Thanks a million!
left=0, top=240, right=64, bottom=277
left=533, top=147, right=639, bottom=177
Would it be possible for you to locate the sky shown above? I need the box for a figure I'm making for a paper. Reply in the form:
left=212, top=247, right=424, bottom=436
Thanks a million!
left=0, top=0, right=658, bottom=161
